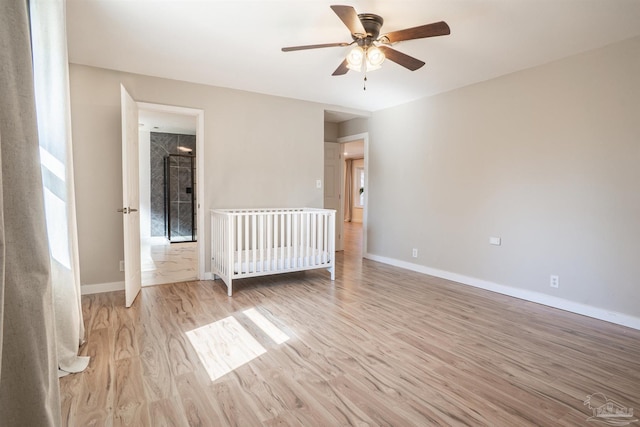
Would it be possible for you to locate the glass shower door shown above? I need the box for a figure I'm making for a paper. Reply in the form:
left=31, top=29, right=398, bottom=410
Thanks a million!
left=164, top=154, right=196, bottom=242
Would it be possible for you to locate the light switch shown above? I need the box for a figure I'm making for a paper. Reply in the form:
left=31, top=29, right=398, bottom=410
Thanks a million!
left=489, top=236, right=501, bottom=246
left=316, top=179, right=322, bottom=189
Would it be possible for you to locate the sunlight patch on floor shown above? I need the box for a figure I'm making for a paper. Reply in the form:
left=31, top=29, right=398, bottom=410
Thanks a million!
left=186, top=308, right=292, bottom=381
left=186, top=316, right=266, bottom=381
left=243, top=308, right=290, bottom=344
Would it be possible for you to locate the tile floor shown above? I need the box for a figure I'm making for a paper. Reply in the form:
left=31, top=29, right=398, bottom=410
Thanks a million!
left=141, top=236, right=198, bottom=286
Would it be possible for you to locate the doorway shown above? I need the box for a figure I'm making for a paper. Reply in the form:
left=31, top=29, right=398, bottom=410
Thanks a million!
left=138, top=105, right=205, bottom=286
left=340, top=137, right=367, bottom=257
left=324, top=132, right=369, bottom=257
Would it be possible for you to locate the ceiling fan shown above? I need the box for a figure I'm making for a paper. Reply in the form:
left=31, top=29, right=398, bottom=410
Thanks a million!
left=281, top=5, right=450, bottom=76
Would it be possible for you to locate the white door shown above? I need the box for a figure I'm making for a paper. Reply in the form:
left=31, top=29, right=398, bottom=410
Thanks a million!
left=324, top=142, right=343, bottom=251
left=121, top=85, right=142, bottom=307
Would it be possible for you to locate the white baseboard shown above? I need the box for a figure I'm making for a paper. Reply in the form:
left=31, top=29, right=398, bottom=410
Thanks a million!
left=81, top=281, right=125, bottom=295
left=81, top=273, right=216, bottom=296
left=364, top=253, right=640, bottom=331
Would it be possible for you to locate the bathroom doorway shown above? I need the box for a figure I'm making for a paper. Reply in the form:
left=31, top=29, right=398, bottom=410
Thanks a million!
left=138, top=104, right=204, bottom=286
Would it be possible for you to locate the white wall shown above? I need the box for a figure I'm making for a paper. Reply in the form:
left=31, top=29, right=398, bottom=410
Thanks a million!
left=138, top=129, right=151, bottom=239
left=367, top=36, right=640, bottom=322
left=70, top=64, right=326, bottom=286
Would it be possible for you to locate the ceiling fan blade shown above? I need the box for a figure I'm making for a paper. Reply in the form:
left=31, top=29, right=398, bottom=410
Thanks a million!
left=382, top=21, right=450, bottom=43
left=378, top=45, right=425, bottom=71
left=330, top=5, right=366, bottom=36
left=282, top=42, right=350, bottom=52
left=332, top=59, right=349, bottom=76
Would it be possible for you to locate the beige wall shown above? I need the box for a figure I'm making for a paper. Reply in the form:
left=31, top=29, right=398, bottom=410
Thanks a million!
left=367, top=36, right=640, bottom=319
left=338, top=117, right=369, bottom=138
left=70, top=64, right=325, bottom=286
left=324, top=122, right=338, bottom=142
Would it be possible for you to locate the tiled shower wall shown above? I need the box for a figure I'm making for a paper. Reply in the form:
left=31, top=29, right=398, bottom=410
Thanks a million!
left=150, top=132, right=196, bottom=238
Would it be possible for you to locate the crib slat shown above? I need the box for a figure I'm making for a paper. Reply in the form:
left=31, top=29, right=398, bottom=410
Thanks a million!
left=296, top=213, right=301, bottom=268
left=311, top=214, right=316, bottom=266
left=329, top=210, right=335, bottom=268
left=244, top=214, right=250, bottom=273
left=273, top=213, right=278, bottom=271
left=323, top=214, right=328, bottom=264
left=216, top=214, right=220, bottom=275
left=300, top=213, right=307, bottom=267
left=252, top=214, right=257, bottom=273
left=237, top=215, right=243, bottom=274
left=227, top=215, right=233, bottom=279
left=214, top=215, right=220, bottom=274
left=305, top=213, right=313, bottom=265
left=286, top=213, right=291, bottom=269
left=278, top=213, right=287, bottom=269
left=266, top=214, right=271, bottom=272
left=258, top=214, right=264, bottom=272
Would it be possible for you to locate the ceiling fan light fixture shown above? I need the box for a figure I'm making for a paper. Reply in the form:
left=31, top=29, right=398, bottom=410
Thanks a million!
left=366, top=46, right=385, bottom=67
left=346, top=46, right=364, bottom=71
left=346, top=45, right=385, bottom=72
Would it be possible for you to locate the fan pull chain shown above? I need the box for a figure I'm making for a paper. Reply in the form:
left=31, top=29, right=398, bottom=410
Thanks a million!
left=363, top=74, right=367, bottom=91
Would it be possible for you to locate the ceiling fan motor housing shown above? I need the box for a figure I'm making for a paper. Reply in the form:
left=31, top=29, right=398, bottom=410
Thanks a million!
left=354, top=13, right=384, bottom=46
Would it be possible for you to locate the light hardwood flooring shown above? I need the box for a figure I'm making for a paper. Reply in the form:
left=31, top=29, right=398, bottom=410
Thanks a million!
left=61, top=222, right=640, bottom=426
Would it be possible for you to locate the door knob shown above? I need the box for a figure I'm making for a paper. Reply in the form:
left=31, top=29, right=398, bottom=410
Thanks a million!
left=118, top=207, right=138, bottom=214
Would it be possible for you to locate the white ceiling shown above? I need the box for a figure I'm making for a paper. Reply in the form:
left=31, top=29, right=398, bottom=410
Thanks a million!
left=138, top=109, right=196, bottom=134
left=66, top=0, right=640, bottom=113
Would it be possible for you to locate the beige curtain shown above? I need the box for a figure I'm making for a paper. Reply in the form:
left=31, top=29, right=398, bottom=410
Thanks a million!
left=344, top=159, right=353, bottom=222
left=31, top=0, right=89, bottom=377
left=0, top=1, right=62, bottom=425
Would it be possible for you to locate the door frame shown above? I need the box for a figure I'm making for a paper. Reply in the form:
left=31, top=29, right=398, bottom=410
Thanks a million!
left=338, top=132, right=369, bottom=256
left=324, top=141, right=344, bottom=251
left=137, top=102, right=206, bottom=281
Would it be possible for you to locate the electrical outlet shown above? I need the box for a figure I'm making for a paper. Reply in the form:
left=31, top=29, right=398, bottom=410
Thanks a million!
left=550, top=275, right=559, bottom=288
left=120, top=260, right=125, bottom=272
left=412, top=248, right=418, bottom=258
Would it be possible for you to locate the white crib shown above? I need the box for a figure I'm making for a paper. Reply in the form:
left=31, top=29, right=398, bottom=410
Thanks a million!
left=211, top=208, right=336, bottom=296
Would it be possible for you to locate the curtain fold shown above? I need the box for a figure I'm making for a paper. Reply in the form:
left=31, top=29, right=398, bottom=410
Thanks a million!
left=30, top=0, right=89, bottom=376
left=344, top=159, right=353, bottom=222
left=0, top=1, right=62, bottom=425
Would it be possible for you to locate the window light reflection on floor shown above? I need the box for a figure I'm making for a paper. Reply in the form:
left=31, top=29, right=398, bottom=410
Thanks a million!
left=186, top=308, right=290, bottom=382
left=186, top=316, right=265, bottom=381
left=243, top=308, right=290, bottom=345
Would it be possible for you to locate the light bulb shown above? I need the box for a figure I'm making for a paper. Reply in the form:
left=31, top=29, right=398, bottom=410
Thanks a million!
left=346, top=46, right=364, bottom=71
left=366, top=46, right=385, bottom=67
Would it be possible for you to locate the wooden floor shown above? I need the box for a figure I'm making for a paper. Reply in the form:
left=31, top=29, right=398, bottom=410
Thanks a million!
left=61, top=222, right=640, bottom=426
